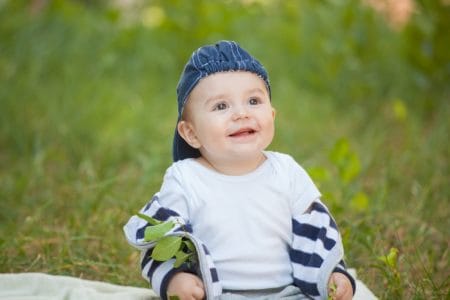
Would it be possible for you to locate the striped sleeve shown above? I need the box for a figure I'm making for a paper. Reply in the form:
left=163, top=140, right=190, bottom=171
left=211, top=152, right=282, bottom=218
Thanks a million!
left=124, top=194, right=222, bottom=299
left=290, top=201, right=355, bottom=299
left=124, top=195, right=196, bottom=300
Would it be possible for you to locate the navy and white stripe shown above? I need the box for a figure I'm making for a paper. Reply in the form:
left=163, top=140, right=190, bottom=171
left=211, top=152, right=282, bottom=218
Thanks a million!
left=290, top=201, right=354, bottom=299
left=123, top=194, right=222, bottom=300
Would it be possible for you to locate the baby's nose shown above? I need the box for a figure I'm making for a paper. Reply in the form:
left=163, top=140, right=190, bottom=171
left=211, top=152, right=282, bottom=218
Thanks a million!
left=232, top=106, right=249, bottom=120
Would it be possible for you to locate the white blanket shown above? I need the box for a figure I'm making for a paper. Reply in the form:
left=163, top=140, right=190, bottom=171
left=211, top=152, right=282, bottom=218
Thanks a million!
left=0, top=271, right=377, bottom=300
left=0, top=273, right=158, bottom=300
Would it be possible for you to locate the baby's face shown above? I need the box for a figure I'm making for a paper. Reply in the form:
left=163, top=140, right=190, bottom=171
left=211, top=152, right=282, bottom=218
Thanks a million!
left=179, top=71, right=275, bottom=166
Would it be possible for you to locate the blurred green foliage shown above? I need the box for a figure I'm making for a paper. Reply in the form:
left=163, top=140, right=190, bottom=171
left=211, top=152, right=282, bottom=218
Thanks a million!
left=0, top=0, right=449, bottom=299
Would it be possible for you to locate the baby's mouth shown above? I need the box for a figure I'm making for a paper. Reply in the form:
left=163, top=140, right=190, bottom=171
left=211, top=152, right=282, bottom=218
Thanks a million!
left=229, top=128, right=256, bottom=137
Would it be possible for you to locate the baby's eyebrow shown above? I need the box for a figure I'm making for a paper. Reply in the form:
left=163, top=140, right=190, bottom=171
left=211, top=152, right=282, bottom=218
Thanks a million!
left=246, top=87, right=266, bottom=96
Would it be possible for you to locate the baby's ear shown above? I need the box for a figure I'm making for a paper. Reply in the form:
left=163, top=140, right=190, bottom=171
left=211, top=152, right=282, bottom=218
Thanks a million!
left=177, top=121, right=201, bottom=149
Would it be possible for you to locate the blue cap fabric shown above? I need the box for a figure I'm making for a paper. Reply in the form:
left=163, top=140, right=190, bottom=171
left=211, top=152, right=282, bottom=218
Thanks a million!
left=172, top=40, right=271, bottom=162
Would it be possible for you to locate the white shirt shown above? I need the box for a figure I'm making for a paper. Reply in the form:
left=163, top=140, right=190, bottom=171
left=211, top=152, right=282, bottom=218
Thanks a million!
left=157, top=151, right=321, bottom=290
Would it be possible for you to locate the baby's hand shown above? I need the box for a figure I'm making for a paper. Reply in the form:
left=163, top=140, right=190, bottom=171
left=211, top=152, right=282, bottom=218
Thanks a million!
left=328, top=272, right=353, bottom=300
left=167, top=272, right=205, bottom=300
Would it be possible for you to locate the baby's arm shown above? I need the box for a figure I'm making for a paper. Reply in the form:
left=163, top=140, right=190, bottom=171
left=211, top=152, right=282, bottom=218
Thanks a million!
left=167, top=272, right=205, bottom=300
left=328, top=272, right=353, bottom=300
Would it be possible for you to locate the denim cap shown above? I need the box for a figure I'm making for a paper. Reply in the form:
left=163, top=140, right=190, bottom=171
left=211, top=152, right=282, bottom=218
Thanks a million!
left=173, top=40, right=271, bottom=161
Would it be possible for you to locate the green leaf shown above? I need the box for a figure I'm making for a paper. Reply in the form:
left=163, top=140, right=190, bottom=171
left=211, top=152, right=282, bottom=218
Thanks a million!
left=378, top=247, right=399, bottom=269
left=350, top=192, right=369, bottom=211
left=340, top=151, right=361, bottom=183
left=328, top=282, right=337, bottom=300
left=183, top=240, right=196, bottom=253
left=329, top=138, right=350, bottom=165
left=329, top=138, right=361, bottom=183
left=307, top=166, right=330, bottom=183
left=392, top=98, right=407, bottom=121
left=144, top=221, right=175, bottom=242
left=152, top=236, right=182, bottom=261
left=386, top=247, right=399, bottom=268
left=173, top=250, right=192, bottom=268
left=136, top=213, right=161, bottom=225
left=169, top=296, right=180, bottom=300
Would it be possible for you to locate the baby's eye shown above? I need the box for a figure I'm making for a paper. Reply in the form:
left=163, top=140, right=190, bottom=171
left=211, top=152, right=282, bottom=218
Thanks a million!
left=214, top=102, right=228, bottom=111
left=249, top=97, right=260, bottom=105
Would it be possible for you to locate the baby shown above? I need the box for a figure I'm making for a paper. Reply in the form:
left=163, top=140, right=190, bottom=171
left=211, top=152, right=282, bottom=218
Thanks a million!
left=124, top=40, right=355, bottom=300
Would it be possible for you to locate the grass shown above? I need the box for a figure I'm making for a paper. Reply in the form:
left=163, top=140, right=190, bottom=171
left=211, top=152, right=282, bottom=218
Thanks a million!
left=0, top=2, right=449, bottom=299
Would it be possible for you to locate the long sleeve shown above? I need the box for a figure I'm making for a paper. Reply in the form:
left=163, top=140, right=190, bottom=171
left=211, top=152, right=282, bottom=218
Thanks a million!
left=123, top=194, right=194, bottom=299
left=290, top=200, right=355, bottom=299
left=123, top=194, right=222, bottom=299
